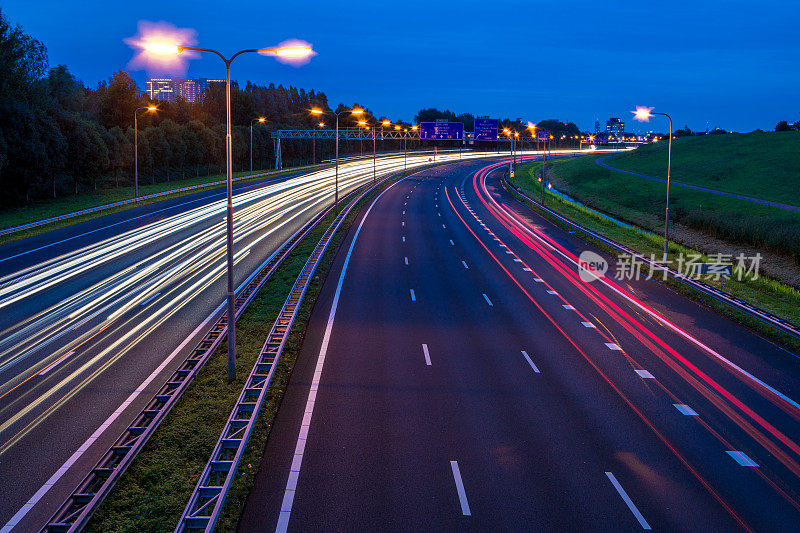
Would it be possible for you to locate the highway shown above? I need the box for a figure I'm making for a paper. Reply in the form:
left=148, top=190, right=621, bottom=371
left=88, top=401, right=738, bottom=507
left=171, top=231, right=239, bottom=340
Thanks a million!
left=0, top=150, right=533, bottom=532
left=240, top=159, right=800, bottom=531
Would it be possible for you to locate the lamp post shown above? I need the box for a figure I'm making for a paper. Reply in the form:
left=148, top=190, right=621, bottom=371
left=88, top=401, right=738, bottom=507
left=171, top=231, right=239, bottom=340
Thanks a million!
left=134, top=106, right=157, bottom=199
left=311, top=107, right=364, bottom=214
left=633, top=106, right=673, bottom=260
left=250, top=117, right=266, bottom=176
left=358, top=121, right=376, bottom=184
left=143, top=40, right=314, bottom=382
left=313, top=121, right=325, bottom=165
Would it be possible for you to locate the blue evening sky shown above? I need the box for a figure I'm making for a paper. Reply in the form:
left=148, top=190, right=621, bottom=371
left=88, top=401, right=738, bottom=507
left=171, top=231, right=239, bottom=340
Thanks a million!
left=3, top=0, right=799, bottom=132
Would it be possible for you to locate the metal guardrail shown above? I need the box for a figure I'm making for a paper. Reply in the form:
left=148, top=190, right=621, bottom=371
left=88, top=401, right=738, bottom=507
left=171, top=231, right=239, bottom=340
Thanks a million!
left=174, top=170, right=388, bottom=533
left=41, top=190, right=351, bottom=533
left=505, top=179, right=800, bottom=341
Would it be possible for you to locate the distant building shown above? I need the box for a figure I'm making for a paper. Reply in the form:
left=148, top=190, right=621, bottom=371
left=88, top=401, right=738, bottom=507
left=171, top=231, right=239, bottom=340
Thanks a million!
left=594, top=118, right=601, bottom=133
left=145, top=77, right=224, bottom=102
left=606, top=117, right=625, bottom=136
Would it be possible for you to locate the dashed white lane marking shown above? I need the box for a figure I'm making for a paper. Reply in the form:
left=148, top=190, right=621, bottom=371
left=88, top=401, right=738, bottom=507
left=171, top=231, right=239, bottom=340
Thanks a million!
left=635, top=369, right=654, bottom=379
left=521, top=351, right=540, bottom=373
left=605, top=342, right=622, bottom=350
left=450, top=461, right=472, bottom=516
left=673, top=404, right=698, bottom=416
left=402, top=221, right=405, bottom=227
left=513, top=258, right=522, bottom=262
left=404, top=257, right=409, bottom=265
left=422, top=344, right=432, bottom=366
left=546, top=290, right=557, bottom=295
left=442, top=224, right=446, bottom=229
left=403, top=210, right=405, bottom=215
left=726, top=451, right=758, bottom=467
left=449, top=239, right=454, bottom=246
left=438, top=213, right=441, bottom=217
left=402, top=236, right=406, bottom=242
left=37, top=351, right=75, bottom=376
left=562, top=304, right=576, bottom=310
left=462, top=261, right=469, bottom=269
left=581, top=322, right=596, bottom=328
left=410, top=289, right=416, bottom=302
left=523, top=268, right=532, bottom=272
left=505, top=251, right=514, bottom=255
left=533, top=278, right=544, bottom=283
left=483, top=294, right=493, bottom=307
left=605, top=472, right=651, bottom=530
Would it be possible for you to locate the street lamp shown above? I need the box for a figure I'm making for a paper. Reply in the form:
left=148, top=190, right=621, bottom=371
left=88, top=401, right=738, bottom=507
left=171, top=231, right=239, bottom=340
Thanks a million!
left=633, top=106, right=673, bottom=260
left=313, top=121, right=325, bottom=165
left=144, top=40, right=314, bottom=383
left=359, top=121, right=377, bottom=184
left=250, top=117, right=266, bottom=176
left=311, top=106, right=364, bottom=214
left=134, top=106, right=157, bottom=199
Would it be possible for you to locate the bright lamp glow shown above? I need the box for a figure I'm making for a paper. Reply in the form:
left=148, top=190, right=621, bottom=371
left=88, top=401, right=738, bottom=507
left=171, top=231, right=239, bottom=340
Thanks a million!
left=144, top=42, right=181, bottom=56
left=411, top=125, right=418, bottom=130
left=318, top=122, right=325, bottom=127
left=258, top=117, right=266, bottom=122
left=311, top=109, right=323, bottom=115
left=358, top=121, right=366, bottom=125
left=147, top=106, right=157, bottom=112
left=633, top=106, right=654, bottom=122
left=394, top=126, right=401, bottom=130
left=382, top=121, right=390, bottom=126
left=351, top=109, right=364, bottom=115
left=274, top=46, right=313, bottom=59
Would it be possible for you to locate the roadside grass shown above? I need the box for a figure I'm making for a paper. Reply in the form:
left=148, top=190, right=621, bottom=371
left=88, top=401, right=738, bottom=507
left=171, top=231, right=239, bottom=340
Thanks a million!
left=0, top=164, right=330, bottom=246
left=85, top=176, right=397, bottom=533
left=609, top=131, right=800, bottom=205
left=543, top=150, right=800, bottom=262
left=511, top=160, right=800, bottom=352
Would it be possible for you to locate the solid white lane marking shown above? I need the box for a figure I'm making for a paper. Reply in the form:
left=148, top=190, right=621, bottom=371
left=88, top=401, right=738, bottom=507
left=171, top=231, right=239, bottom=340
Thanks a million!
left=562, top=304, right=575, bottom=310
left=450, top=461, right=472, bottom=516
left=37, top=351, right=75, bottom=376
left=605, top=472, right=651, bottom=530
left=727, top=451, right=758, bottom=467
left=404, top=257, right=408, bottom=265
left=483, top=294, right=493, bottom=306
left=462, top=261, right=469, bottom=269
left=521, top=351, right=540, bottom=373
left=422, top=344, right=432, bottom=366
left=582, top=322, right=596, bottom=328
left=275, top=178, right=404, bottom=533
left=449, top=239, right=454, bottom=246
left=635, top=369, right=654, bottom=379
left=605, top=343, right=622, bottom=350
left=673, top=404, right=698, bottom=416
left=410, top=289, right=416, bottom=302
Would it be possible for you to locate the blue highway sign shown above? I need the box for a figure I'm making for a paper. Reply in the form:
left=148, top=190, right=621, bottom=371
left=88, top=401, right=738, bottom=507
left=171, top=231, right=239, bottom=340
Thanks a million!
left=420, top=122, right=465, bottom=140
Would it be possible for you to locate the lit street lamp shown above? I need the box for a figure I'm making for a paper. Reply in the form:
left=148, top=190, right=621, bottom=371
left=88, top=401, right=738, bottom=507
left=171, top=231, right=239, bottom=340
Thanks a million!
left=358, top=121, right=377, bottom=184
left=311, top=107, right=364, bottom=214
left=633, top=106, right=673, bottom=260
left=134, top=106, right=157, bottom=199
left=144, top=40, right=314, bottom=382
left=250, top=117, right=266, bottom=176
left=313, top=121, right=325, bottom=165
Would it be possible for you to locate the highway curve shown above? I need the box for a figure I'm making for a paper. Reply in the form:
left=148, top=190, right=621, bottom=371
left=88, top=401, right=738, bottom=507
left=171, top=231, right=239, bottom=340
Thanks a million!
left=240, top=159, right=800, bottom=531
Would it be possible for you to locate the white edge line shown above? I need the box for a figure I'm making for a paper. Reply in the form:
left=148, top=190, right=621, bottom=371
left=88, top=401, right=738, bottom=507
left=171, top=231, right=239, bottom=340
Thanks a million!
left=276, top=178, right=405, bottom=533
left=521, top=351, right=540, bottom=373
left=422, top=344, right=432, bottom=366
left=450, top=461, right=472, bottom=516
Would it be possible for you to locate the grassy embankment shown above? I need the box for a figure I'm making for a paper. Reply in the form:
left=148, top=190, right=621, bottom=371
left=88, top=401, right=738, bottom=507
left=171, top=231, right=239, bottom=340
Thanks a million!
left=0, top=164, right=330, bottom=245
left=512, top=131, right=800, bottom=349
left=85, top=175, right=399, bottom=533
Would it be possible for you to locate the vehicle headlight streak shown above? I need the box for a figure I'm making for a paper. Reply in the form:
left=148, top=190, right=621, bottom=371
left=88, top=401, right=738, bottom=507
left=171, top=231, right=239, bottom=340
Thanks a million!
left=0, top=148, right=585, bottom=449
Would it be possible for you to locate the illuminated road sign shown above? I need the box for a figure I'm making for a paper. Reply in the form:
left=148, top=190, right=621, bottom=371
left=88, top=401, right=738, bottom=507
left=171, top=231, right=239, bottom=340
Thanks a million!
left=419, top=122, right=464, bottom=140
left=474, top=118, right=499, bottom=141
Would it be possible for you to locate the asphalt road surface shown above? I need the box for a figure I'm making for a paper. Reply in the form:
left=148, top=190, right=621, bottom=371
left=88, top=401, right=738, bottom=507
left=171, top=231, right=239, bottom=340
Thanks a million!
left=241, top=159, right=800, bottom=531
left=0, top=151, right=518, bottom=532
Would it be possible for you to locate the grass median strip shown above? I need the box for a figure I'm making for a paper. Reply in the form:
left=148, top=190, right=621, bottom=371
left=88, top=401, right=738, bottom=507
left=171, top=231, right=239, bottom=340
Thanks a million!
left=509, top=160, right=800, bottom=352
left=84, top=175, right=400, bottom=533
